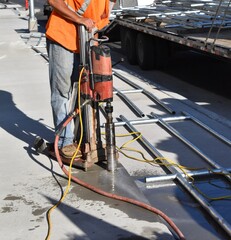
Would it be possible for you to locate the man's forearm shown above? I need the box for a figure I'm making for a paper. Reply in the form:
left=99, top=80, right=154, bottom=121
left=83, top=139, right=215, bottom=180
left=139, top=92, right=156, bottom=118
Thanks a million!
left=47, top=0, right=95, bottom=31
left=48, top=0, right=82, bottom=24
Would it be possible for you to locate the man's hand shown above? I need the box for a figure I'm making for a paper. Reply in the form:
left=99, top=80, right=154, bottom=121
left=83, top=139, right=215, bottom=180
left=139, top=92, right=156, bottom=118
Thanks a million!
left=79, top=17, right=96, bottom=32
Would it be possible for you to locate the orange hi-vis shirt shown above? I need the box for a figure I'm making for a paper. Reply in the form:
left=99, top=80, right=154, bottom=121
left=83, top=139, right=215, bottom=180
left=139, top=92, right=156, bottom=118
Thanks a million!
left=46, top=0, right=111, bottom=52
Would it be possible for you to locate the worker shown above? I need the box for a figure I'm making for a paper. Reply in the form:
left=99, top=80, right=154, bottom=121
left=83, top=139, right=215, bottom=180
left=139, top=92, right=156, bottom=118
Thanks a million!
left=46, top=0, right=116, bottom=158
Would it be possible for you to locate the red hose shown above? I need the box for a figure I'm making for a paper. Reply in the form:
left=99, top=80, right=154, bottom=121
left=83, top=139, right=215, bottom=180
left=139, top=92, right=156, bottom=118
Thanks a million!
left=54, top=111, right=186, bottom=240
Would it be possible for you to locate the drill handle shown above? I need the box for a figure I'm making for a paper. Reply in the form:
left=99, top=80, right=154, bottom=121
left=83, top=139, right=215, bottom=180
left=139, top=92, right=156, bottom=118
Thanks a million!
left=89, top=35, right=109, bottom=45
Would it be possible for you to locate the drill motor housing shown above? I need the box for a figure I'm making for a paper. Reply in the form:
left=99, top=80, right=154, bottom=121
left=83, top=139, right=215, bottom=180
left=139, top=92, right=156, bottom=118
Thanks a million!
left=91, top=44, right=113, bottom=102
left=80, top=43, right=113, bottom=103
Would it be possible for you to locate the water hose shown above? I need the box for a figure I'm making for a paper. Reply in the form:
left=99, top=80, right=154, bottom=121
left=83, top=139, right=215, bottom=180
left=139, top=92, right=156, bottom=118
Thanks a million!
left=54, top=110, right=186, bottom=240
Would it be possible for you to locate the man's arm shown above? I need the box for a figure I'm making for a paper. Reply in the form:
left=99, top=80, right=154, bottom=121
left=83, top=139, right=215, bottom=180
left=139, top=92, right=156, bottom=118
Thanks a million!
left=48, top=0, right=95, bottom=31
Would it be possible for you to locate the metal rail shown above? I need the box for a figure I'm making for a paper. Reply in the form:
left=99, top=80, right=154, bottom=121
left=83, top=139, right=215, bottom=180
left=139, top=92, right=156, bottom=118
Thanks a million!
left=119, top=114, right=231, bottom=237
left=113, top=89, right=143, bottom=94
left=31, top=46, right=49, bottom=62
left=113, top=115, right=190, bottom=127
left=182, top=111, right=231, bottom=146
left=150, top=112, right=231, bottom=183
left=20, top=33, right=48, bottom=61
left=113, top=87, right=145, bottom=117
left=113, top=71, right=175, bottom=114
left=21, top=33, right=46, bottom=45
left=146, top=168, right=231, bottom=183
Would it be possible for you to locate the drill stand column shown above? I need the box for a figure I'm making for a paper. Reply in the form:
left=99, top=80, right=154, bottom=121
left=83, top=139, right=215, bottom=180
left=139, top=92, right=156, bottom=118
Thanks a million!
left=76, top=25, right=118, bottom=171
